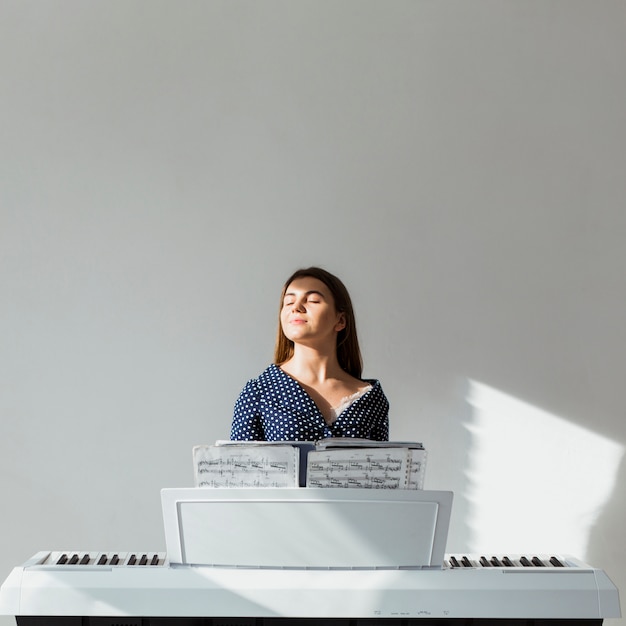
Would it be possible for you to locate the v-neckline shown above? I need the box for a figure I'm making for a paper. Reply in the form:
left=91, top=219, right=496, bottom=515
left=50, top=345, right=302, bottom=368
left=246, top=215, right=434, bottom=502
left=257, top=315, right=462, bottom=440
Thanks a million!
left=272, top=364, right=370, bottom=424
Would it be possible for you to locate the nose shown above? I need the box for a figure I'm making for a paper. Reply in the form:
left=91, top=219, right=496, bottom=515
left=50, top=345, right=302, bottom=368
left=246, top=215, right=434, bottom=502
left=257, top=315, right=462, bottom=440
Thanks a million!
left=291, top=297, right=306, bottom=313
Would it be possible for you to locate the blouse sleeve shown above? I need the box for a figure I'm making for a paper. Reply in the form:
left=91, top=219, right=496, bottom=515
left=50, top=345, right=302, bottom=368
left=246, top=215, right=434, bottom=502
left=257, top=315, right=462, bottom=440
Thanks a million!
left=370, top=411, right=389, bottom=441
left=230, top=379, right=265, bottom=441
left=369, top=388, right=390, bottom=441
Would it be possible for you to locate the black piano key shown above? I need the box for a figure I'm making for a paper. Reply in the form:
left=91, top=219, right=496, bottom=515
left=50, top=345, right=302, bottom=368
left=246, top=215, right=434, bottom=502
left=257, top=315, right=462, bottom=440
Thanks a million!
left=502, top=556, right=514, bottom=567
left=79, top=554, right=90, bottom=565
left=531, top=556, right=545, bottom=567
left=56, top=554, right=68, bottom=565
left=550, top=556, right=565, bottom=567
left=449, top=556, right=460, bottom=568
left=490, top=556, right=502, bottom=567
left=139, top=554, right=148, bottom=566
left=110, top=554, right=120, bottom=565
left=97, top=554, right=108, bottom=565
left=461, top=556, right=473, bottom=567
left=479, top=556, right=491, bottom=567
left=128, top=554, right=137, bottom=565
left=520, top=556, right=532, bottom=567
left=150, top=554, right=160, bottom=566
left=68, top=554, right=80, bottom=565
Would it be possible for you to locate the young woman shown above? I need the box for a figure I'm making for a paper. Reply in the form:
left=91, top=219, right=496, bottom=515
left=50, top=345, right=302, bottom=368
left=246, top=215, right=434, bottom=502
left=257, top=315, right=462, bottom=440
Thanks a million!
left=230, top=267, right=389, bottom=441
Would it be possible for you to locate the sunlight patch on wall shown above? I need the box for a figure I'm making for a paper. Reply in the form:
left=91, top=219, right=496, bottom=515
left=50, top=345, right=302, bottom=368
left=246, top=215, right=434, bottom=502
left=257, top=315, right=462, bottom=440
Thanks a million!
left=465, top=380, right=623, bottom=557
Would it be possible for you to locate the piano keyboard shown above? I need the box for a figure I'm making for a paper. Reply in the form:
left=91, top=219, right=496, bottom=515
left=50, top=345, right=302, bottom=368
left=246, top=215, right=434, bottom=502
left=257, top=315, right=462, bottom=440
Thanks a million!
left=445, top=554, right=569, bottom=569
left=38, top=551, right=166, bottom=567
left=38, top=551, right=574, bottom=570
left=0, top=550, right=620, bottom=622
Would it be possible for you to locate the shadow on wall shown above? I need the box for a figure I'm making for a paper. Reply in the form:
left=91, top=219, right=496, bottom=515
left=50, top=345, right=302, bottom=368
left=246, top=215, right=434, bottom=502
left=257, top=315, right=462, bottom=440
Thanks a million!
left=464, top=380, right=624, bottom=557
left=586, top=452, right=626, bottom=569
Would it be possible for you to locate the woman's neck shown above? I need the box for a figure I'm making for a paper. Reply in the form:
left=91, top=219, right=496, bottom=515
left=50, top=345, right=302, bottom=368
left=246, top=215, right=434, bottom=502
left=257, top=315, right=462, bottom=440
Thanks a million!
left=280, top=345, right=344, bottom=385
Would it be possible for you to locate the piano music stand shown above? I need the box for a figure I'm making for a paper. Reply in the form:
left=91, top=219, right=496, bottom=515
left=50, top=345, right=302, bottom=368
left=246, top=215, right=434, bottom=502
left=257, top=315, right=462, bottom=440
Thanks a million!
left=161, top=487, right=453, bottom=570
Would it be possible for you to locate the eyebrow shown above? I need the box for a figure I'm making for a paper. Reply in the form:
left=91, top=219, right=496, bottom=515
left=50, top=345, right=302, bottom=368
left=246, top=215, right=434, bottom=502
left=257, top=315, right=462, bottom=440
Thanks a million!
left=284, top=290, right=326, bottom=299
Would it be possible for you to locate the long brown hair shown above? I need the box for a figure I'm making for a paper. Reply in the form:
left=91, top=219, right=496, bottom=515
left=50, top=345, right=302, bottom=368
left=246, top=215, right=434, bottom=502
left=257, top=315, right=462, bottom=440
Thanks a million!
left=274, top=267, right=363, bottom=379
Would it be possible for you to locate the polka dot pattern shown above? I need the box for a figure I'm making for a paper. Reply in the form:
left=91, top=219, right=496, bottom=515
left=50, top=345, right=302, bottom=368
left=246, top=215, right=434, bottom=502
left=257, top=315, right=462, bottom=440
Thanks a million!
left=230, top=364, right=389, bottom=442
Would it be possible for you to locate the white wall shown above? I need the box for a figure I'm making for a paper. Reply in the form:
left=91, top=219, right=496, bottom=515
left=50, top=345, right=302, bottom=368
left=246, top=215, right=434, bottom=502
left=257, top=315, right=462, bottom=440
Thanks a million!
left=1, top=0, right=624, bottom=622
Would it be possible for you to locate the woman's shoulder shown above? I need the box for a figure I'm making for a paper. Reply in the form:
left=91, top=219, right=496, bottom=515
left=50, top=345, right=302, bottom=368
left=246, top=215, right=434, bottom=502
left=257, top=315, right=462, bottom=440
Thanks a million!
left=361, top=377, right=388, bottom=399
left=359, top=375, right=383, bottom=389
left=242, top=364, right=286, bottom=389
left=235, top=366, right=275, bottom=404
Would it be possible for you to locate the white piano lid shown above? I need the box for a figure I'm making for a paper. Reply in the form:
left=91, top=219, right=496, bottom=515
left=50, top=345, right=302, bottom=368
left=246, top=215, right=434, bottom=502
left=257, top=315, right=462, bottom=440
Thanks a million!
left=161, top=487, right=453, bottom=569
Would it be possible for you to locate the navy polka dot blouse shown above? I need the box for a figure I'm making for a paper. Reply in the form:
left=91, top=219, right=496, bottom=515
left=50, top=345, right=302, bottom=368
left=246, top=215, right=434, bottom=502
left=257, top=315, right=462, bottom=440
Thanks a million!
left=230, top=364, right=389, bottom=442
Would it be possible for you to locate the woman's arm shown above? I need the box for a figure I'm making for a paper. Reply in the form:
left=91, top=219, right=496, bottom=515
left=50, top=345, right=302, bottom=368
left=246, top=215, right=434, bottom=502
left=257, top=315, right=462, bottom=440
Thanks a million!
left=230, top=380, right=265, bottom=441
left=369, top=385, right=390, bottom=441
left=370, top=409, right=389, bottom=441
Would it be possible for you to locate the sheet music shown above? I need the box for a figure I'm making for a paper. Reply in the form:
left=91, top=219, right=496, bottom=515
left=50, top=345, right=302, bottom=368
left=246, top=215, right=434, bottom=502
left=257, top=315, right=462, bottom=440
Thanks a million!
left=193, top=445, right=299, bottom=488
left=192, top=441, right=426, bottom=490
left=408, top=448, right=427, bottom=490
left=306, top=448, right=418, bottom=489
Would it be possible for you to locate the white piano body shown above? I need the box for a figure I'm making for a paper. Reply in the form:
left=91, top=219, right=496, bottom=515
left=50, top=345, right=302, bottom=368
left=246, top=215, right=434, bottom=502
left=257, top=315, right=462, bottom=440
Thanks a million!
left=0, top=488, right=621, bottom=625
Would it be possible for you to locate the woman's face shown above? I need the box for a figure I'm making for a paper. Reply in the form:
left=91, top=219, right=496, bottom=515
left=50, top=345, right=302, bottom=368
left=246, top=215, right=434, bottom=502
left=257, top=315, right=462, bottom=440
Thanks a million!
left=280, top=276, right=346, bottom=347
